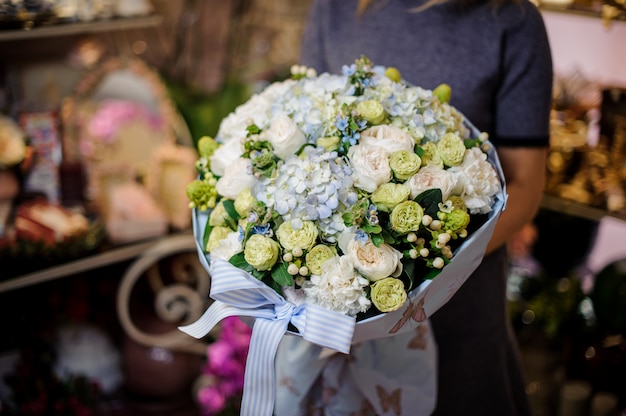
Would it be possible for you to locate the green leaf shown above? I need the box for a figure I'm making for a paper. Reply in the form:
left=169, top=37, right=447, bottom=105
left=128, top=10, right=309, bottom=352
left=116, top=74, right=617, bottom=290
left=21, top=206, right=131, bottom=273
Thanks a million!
left=415, top=189, right=443, bottom=217
left=203, top=222, right=213, bottom=252
left=222, top=199, right=240, bottom=222
left=403, top=259, right=416, bottom=291
left=229, top=252, right=251, bottom=271
left=464, top=138, right=481, bottom=149
left=381, top=228, right=396, bottom=244
left=371, top=233, right=384, bottom=247
left=424, top=268, right=442, bottom=280
left=229, top=253, right=265, bottom=279
left=271, top=262, right=294, bottom=287
left=362, top=223, right=382, bottom=234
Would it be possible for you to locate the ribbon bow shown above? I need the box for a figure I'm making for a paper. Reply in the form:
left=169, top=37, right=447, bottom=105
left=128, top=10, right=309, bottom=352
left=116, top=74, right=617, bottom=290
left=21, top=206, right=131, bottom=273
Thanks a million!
left=180, top=258, right=356, bottom=416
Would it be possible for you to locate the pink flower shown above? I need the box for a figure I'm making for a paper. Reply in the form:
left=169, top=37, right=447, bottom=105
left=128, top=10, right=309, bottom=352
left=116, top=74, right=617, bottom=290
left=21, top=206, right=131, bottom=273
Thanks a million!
left=197, top=386, right=226, bottom=415
left=197, top=317, right=252, bottom=415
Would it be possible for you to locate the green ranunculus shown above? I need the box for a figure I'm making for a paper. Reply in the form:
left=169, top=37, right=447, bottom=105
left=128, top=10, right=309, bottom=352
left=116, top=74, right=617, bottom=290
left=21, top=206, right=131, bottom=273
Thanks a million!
left=389, top=150, right=421, bottom=181
left=444, top=207, right=470, bottom=235
left=206, top=226, right=231, bottom=252
left=276, top=220, right=319, bottom=251
left=185, top=178, right=217, bottom=211
left=371, top=183, right=411, bottom=212
left=317, top=136, right=340, bottom=152
left=244, top=234, right=280, bottom=271
left=356, top=100, right=386, bottom=125
left=419, top=142, right=443, bottom=168
left=437, top=132, right=466, bottom=167
left=390, top=200, right=424, bottom=234
left=370, top=277, right=407, bottom=312
left=209, top=200, right=230, bottom=227
left=197, top=136, right=219, bottom=158
left=305, top=244, right=336, bottom=275
left=234, top=188, right=255, bottom=217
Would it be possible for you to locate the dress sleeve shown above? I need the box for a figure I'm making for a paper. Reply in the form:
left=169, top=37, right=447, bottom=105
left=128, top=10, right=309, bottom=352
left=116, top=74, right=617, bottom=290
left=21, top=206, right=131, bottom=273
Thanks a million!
left=495, top=3, right=553, bottom=147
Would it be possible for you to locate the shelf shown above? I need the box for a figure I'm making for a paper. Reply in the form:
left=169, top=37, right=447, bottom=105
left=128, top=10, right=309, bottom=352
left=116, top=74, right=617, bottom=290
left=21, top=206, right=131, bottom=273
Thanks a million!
left=540, top=2, right=626, bottom=22
left=540, top=193, right=626, bottom=222
left=0, top=231, right=192, bottom=293
left=0, top=14, right=163, bottom=42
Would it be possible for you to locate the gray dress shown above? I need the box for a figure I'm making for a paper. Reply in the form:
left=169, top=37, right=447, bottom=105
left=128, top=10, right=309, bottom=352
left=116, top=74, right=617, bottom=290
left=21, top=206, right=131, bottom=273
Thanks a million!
left=298, top=0, right=553, bottom=414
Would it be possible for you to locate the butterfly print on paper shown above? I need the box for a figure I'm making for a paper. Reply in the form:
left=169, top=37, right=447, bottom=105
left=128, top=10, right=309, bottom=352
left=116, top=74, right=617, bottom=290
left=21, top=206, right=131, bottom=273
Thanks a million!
left=389, top=296, right=427, bottom=334
left=407, top=325, right=428, bottom=350
left=376, top=385, right=402, bottom=415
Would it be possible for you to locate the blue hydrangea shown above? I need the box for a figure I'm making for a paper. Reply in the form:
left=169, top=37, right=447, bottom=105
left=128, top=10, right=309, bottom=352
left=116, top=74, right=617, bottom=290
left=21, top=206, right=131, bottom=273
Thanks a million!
left=255, top=146, right=357, bottom=239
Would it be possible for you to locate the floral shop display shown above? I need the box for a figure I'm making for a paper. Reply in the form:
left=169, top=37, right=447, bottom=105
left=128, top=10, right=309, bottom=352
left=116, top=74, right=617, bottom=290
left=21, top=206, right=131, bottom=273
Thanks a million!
left=180, top=56, right=507, bottom=415
left=61, top=57, right=198, bottom=243
left=0, top=113, right=105, bottom=278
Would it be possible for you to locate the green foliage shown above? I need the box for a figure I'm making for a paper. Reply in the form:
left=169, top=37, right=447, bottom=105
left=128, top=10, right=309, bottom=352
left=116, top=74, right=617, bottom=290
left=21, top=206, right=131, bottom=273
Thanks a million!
left=271, top=262, right=294, bottom=287
left=166, top=78, right=253, bottom=145
left=414, top=189, right=443, bottom=217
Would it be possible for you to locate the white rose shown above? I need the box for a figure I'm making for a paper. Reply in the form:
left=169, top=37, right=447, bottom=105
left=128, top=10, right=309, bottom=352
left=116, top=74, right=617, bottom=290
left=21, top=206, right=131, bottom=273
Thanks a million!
left=405, top=164, right=456, bottom=200
left=345, top=237, right=403, bottom=282
left=359, top=125, right=415, bottom=155
left=449, top=147, right=501, bottom=214
left=263, top=113, right=307, bottom=160
left=217, top=95, right=270, bottom=142
left=210, top=230, right=243, bottom=261
left=215, top=157, right=256, bottom=200
left=216, top=80, right=295, bottom=143
left=347, top=144, right=392, bottom=193
left=210, top=137, right=243, bottom=177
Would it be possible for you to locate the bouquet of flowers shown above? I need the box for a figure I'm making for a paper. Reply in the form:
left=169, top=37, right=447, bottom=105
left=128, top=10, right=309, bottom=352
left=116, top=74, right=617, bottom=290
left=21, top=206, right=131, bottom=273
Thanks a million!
left=180, top=56, right=506, bottom=416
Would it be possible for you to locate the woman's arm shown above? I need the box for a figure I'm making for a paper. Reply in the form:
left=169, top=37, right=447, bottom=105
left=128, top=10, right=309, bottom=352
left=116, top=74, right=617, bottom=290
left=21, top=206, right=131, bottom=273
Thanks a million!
left=486, top=146, right=548, bottom=254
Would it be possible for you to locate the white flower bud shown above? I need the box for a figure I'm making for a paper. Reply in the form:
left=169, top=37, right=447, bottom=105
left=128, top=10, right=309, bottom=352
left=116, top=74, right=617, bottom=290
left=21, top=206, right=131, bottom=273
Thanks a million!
left=430, top=220, right=442, bottom=231
left=287, top=263, right=299, bottom=275
left=299, top=266, right=309, bottom=276
left=422, top=215, right=433, bottom=226
left=407, top=232, right=417, bottom=243
left=438, top=233, right=451, bottom=244
left=283, top=253, right=293, bottom=262
left=409, top=249, right=418, bottom=259
left=295, top=275, right=306, bottom=286
left=292, top=247, right=303, bottom=257
left=420, top=248, right=429, bottom=257
left=433, top=257, right=445, bottom=269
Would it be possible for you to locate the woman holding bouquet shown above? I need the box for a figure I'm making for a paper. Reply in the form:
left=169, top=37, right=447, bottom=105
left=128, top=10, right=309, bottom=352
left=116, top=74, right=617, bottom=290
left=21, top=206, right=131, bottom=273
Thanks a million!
left=275, top=0, right=553, bottom=414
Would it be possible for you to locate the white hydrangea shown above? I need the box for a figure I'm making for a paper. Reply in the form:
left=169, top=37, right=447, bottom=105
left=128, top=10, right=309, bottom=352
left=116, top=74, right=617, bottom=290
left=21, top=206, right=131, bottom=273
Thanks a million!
left=302, top=255, right=371, bottom=317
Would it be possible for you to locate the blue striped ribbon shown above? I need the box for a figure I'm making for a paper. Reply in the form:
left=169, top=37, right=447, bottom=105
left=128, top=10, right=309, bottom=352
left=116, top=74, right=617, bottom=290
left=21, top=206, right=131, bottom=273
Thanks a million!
left=179, top=258, right=356, bottom=416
